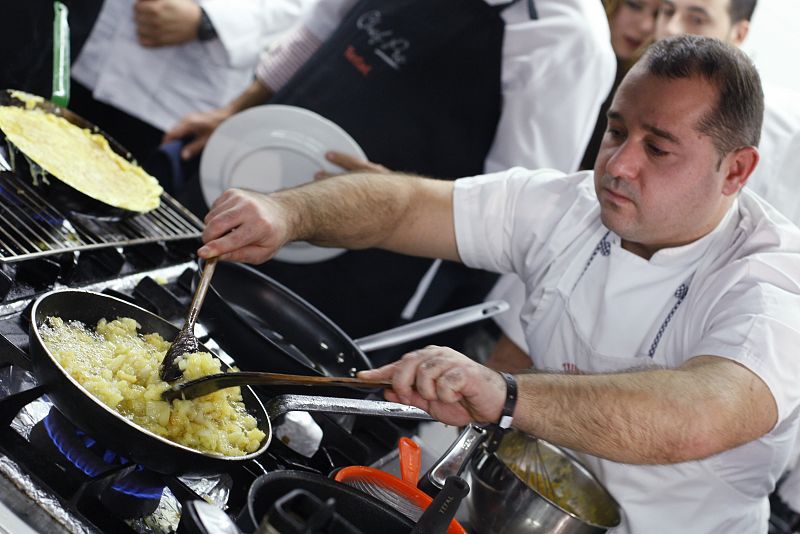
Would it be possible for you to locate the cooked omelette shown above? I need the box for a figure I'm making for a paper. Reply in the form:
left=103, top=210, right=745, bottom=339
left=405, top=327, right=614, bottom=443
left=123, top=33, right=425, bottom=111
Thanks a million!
left=0, top=105, right=162, bottom=213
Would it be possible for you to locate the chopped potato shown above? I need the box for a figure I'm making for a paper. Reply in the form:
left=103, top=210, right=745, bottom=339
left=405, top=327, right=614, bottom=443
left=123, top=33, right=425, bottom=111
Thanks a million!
left=40, top=316, right=265, bottom=457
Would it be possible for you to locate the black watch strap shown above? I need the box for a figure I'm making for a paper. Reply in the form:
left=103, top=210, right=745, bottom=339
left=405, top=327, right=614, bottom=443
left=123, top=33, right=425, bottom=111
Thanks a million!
left=498, top=372, right=517, bottom=429
left=197, top=8, right=217, bottom=41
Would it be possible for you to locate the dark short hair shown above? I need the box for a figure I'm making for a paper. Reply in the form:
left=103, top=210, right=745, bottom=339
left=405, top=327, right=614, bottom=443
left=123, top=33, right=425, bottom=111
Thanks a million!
left=640, top=34, right=764, bottom=158
left=730, top=0, right=758, bottom=23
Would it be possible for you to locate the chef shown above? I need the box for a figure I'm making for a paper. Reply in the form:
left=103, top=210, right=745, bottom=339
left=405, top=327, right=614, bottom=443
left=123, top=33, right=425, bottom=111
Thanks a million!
left=487, top=0, right=800, bottom=372
left=198, top=36, right=800, bottom=533
left=166, top=0, right=615, bottom=346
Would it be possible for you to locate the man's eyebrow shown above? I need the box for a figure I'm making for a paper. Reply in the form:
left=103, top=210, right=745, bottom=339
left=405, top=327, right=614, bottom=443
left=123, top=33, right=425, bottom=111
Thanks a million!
left=685, top=5, right=711, bottom=17
left=607, top=110, right=681, bottom=145
left=644, top=124, right=681, bottom=145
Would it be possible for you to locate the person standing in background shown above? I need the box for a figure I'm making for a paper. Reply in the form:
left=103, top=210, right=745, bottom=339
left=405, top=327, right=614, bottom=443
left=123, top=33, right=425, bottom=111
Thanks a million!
left=579, top=0, right=661, bottom=171
left=69, top=0, right=314, bottom=164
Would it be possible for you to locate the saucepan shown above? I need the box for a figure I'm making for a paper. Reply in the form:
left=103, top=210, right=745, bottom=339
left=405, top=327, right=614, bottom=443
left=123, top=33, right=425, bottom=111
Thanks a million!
left=421, top=425, right=621, bottom=533
left=26, top=289, right=431, bottom=476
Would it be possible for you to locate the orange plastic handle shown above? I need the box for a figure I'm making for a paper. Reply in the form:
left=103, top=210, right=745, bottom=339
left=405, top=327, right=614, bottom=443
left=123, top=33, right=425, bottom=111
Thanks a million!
left=398, top=437, right=421, bottom=486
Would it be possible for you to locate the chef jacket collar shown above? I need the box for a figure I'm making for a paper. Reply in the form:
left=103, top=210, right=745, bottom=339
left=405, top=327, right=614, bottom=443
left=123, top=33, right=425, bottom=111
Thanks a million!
left=605, top=199, right=740, bottom=267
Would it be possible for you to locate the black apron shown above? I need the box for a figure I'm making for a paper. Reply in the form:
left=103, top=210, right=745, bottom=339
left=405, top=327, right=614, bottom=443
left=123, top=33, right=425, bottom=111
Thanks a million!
left=259, top=0, right=532, bottom=342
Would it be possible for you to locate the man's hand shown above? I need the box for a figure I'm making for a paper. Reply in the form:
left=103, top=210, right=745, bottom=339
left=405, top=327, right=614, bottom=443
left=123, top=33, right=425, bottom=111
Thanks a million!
left=199, top=189, right=291, bottom=263
left=162, top=107, right=233, bottom=160
left=314, top=151, right=390, bottom=180
left=134, top=0, right=203, bottom=47
left=359, top=346, right=507, bottom=427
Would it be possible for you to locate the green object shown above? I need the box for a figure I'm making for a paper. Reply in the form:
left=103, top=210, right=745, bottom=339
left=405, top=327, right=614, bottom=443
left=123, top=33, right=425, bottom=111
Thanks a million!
left=51, top=1, right=70, bottom=107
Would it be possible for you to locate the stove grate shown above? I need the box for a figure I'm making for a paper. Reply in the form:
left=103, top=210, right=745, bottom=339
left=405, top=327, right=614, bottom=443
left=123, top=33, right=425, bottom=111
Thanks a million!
left=0, top=172, right=202, bottom=263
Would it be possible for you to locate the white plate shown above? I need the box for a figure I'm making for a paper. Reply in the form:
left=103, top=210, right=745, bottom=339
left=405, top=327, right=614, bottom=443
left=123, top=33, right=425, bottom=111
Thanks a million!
left=200, top=105, right=366, bottom=263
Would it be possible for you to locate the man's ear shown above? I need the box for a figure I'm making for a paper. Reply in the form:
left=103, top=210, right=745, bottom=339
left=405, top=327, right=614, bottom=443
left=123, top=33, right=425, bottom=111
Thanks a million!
left=729, top=19, right=750, bottom=46
left=721, top=146, right=759, bottom=196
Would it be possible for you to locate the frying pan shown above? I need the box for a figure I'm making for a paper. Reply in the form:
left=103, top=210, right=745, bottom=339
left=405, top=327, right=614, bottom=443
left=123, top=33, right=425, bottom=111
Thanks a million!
left=245, top=470, right=415, bottom=533
left=0, top=89, right=144, bottom=219
left=199, top=262, right=508, bottom=385
left=29, top=288, right=272, bottom=475
left=28, top=289, right=431, bottom=476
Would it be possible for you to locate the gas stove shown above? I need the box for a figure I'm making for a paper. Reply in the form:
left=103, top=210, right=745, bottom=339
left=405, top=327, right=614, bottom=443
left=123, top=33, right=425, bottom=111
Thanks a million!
left=0, top=259, right=412, bottom=534
left=0, top=168, right=413, bottom=533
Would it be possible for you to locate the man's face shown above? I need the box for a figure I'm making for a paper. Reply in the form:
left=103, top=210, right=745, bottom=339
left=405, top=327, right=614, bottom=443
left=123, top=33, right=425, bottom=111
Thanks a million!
left=593, top=68, right=740, bottom=256
left=655, top=0, right=749, bottom=45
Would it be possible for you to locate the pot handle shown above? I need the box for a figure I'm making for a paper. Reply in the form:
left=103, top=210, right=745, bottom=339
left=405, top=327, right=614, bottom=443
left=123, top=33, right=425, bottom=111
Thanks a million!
left=354, top=300, right=509, bottom=353
left=265, top=394, right=432, bottom=421
left=51, top=1, right=70, bottom=108
left=418, top=424, right=490, bottom=496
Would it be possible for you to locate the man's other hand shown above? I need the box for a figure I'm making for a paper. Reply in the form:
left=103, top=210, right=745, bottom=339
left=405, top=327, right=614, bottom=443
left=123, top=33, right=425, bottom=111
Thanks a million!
left=162, top=107, right=232, bottom=160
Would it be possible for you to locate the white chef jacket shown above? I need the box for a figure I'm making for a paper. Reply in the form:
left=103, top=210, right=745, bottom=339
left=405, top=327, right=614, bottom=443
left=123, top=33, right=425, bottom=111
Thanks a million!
left=454, top=168, right=800, bottom=533
left=491, top=82, right=800, bottom=351
left=72, top=0, right=314, bottom=131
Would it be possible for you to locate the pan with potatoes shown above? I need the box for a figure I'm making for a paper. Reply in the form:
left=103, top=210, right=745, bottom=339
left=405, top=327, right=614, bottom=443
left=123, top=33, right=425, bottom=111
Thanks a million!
left=28, top=289, right=272, bottom=475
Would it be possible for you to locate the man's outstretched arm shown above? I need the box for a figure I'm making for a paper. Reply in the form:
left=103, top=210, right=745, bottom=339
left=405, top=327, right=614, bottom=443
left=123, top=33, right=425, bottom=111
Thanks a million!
left=199, top=173, right=459, bottom=264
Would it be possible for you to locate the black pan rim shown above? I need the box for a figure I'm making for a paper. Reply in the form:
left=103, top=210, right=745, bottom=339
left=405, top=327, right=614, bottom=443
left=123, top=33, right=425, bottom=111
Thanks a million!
left=29, top=288, right=273, bottom=462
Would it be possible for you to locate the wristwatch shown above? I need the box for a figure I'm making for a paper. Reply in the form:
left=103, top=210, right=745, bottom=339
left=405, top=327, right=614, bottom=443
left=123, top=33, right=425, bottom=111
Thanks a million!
left=497, top=372, right=518, bottom=429
left=197, top=7, right=217, bottom=41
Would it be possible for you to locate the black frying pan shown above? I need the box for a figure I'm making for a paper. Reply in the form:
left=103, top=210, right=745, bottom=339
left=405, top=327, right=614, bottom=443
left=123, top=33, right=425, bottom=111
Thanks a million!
left=0, top=89, right=143, bottom=219
left=200, top=262, right=370, bottom=378
left=200, top=262, right=508, bottom=387
left=29, top=289, right=272, bottom=475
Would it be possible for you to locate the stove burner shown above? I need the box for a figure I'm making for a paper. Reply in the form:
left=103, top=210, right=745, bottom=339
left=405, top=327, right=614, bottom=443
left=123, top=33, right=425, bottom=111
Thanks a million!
left=31, top=409, right=165, bottom=518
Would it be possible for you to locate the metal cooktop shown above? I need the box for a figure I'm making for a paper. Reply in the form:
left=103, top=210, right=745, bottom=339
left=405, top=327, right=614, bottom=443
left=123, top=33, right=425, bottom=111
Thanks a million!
left=0, top=167, right=411, bottom=533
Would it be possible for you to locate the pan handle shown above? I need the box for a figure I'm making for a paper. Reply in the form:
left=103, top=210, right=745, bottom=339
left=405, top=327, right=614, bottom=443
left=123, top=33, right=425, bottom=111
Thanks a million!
left=418, top=424, right=490, bottom=495
left=265, top=394, right=432, bottom=421
left=354, top=300, right=509, bottom=353
left=51, top=1, right=71, bottom=107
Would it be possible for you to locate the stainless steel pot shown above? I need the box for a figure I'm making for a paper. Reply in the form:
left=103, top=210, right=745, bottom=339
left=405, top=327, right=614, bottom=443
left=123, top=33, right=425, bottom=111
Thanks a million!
left=422, top=425, right=621, bottom=534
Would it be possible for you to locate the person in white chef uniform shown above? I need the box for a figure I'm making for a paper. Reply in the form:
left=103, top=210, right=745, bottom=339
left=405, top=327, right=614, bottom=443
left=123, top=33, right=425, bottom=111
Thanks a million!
left=196, top=35, right=800, bottom=533
left=70, top=0, right=314, bottom=162
left=488, top=0, right=800, bottom=527
left=487, top=0, right=800, bottom=372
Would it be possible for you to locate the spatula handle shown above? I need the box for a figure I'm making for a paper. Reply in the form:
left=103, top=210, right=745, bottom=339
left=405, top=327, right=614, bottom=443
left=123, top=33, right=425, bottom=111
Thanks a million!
left=186, top=257, right=217, bottom=328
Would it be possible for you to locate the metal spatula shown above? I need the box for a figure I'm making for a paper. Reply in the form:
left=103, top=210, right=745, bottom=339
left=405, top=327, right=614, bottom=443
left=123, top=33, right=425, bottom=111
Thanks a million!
left=160, top=258, right=218, bottom=381
left=161, top=371, right=392, bottom=401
